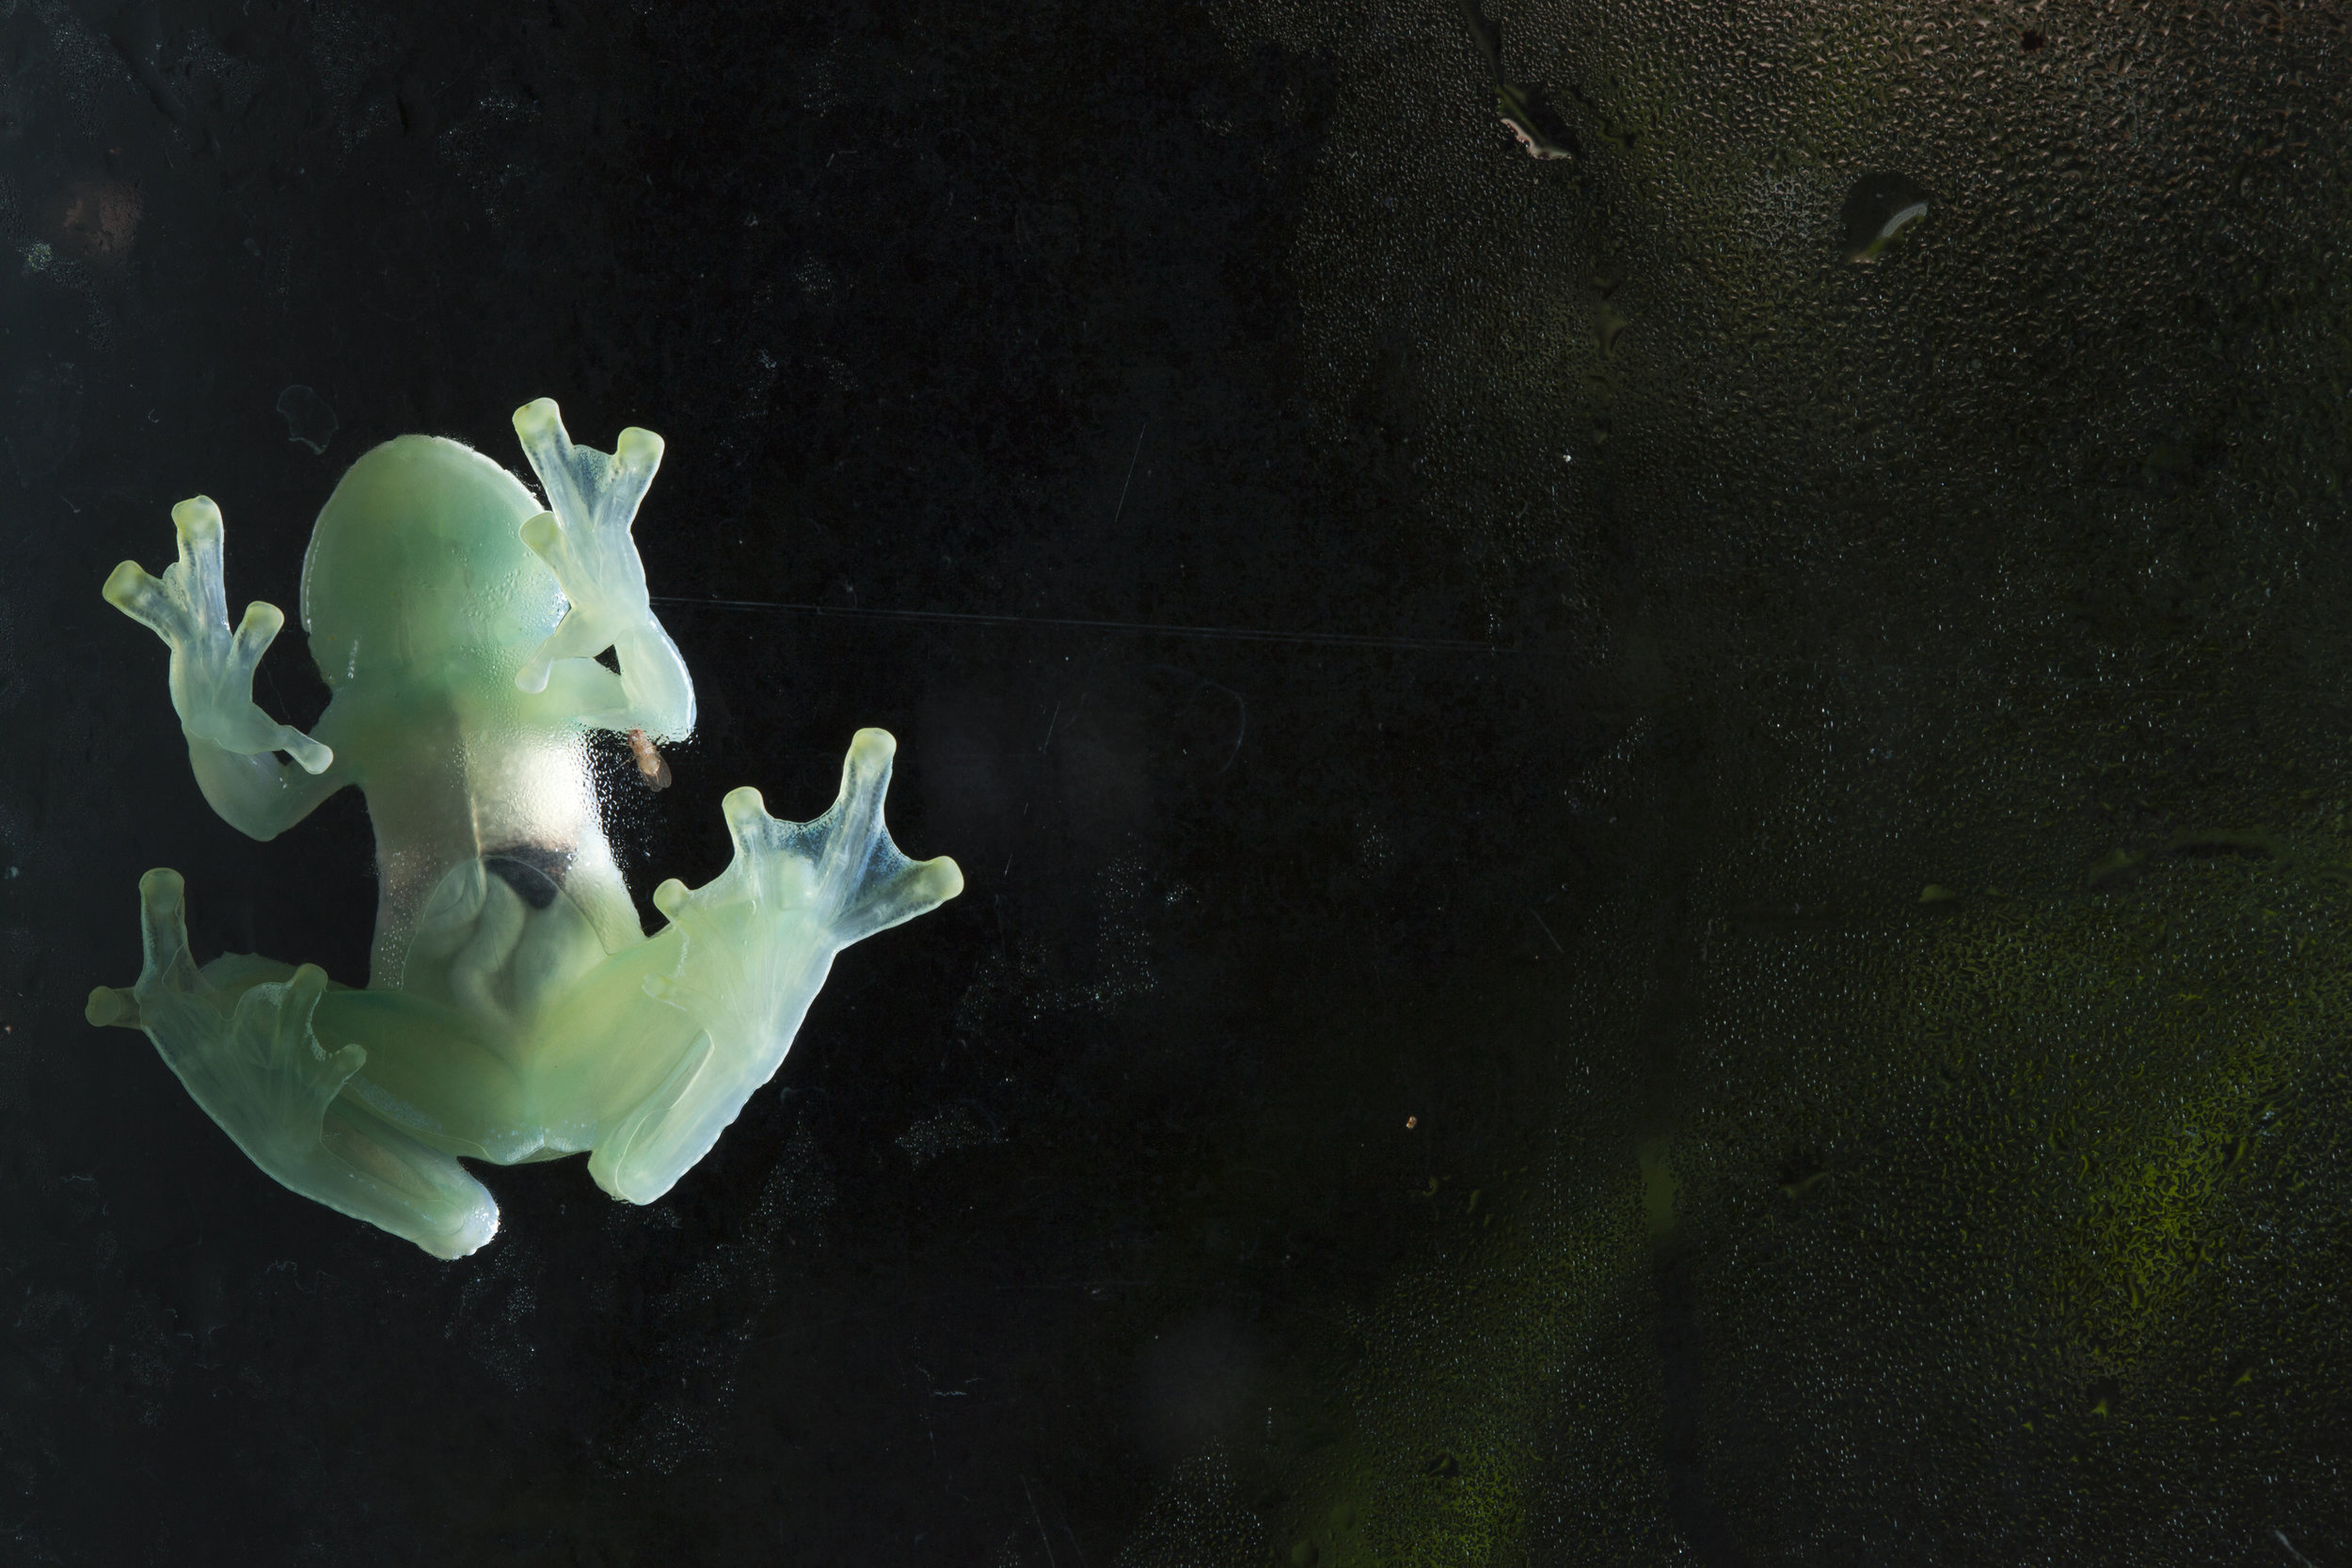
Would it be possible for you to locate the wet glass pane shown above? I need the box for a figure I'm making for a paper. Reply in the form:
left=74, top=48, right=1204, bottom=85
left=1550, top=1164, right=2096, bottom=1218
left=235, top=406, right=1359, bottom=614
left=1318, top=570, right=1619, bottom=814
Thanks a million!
left=3, top=0, right=2346, bottom=1560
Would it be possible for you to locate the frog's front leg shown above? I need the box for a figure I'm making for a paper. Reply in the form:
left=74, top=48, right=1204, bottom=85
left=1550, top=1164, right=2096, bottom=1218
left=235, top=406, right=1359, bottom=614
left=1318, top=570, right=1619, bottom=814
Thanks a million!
left=586, top=729, right=962, bottom=1205
left=103, top=497, right=348, bottom=841
left=86, top=870, right=500, bottom=1259
left=507, top=398, right=694, bottom=740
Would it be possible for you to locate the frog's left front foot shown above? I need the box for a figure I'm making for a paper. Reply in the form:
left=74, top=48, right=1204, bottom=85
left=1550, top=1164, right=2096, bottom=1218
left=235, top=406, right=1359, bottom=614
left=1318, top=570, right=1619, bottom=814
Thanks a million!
left=588, top=728, right=962, bottom=1204
left=102, top=497, right=333, bottom=774
left=87, top=870, right=499, bottom=1259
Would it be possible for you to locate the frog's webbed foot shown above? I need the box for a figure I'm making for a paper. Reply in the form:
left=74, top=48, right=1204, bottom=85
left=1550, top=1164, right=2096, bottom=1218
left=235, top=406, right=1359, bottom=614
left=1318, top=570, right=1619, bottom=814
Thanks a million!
left=102, top=498, right=332, bottom=774
left=87, top=870, right=498, bottom=1259
left=589, top=728, right=962, bottom=1204
left=508, top=398, right=693, bottom=740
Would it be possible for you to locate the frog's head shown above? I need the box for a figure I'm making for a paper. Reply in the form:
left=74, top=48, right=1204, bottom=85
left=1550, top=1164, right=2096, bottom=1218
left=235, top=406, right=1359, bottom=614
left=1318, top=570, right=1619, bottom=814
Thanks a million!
left=301, top=435, right=564, bottom=692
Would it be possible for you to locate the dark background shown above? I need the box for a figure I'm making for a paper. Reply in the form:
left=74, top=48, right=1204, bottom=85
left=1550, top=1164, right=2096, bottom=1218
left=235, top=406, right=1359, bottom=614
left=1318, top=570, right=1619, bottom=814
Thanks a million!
left=3, top=0, right=2349, bottom=1562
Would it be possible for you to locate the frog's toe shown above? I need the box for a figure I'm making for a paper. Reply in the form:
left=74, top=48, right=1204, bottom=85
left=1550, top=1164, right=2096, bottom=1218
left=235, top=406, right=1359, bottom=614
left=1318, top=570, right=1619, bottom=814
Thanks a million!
left=170, top=495, right=225, bottom=546
left=135, top=867, right=202, bottom=996
left=86, top=985, right=140, bottom=1028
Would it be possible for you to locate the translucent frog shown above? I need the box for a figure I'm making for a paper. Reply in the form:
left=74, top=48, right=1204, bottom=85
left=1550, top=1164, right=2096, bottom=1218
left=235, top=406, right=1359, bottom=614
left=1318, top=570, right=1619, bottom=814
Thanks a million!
left=87, top=400, right=962, bottom=1259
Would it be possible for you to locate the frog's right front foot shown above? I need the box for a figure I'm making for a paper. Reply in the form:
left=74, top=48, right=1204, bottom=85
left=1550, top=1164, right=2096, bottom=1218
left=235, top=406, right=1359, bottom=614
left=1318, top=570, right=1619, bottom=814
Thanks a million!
left=87, top=870, right=497, bottom=1259
left=506, top=399, right=694, bottom=738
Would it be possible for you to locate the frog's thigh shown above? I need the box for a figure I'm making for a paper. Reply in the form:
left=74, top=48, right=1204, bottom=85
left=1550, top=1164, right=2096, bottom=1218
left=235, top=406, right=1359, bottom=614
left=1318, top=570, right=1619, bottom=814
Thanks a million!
left=523, top=925, right=707, bottom=1129
left=312, top=988, right=537, bottom=1162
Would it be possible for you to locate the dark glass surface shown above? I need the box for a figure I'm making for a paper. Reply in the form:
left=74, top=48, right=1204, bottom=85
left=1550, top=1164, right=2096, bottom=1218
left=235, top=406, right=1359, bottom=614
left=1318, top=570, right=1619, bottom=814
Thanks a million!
left=3, top=0, right=2347, bottom=1561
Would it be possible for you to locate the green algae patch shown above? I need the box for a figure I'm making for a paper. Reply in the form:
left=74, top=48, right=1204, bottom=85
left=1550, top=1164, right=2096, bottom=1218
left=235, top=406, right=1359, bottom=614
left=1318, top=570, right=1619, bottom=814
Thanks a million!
left=1261, top=1153, right=1649, bottom=1568
left=1890, top=830, right=2343, bottom=1407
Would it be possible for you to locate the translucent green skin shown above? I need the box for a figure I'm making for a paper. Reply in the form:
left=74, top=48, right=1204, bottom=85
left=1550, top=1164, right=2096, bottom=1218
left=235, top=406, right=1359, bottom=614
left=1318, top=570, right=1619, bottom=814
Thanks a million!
left=87, top=402, right=961, bottom=1259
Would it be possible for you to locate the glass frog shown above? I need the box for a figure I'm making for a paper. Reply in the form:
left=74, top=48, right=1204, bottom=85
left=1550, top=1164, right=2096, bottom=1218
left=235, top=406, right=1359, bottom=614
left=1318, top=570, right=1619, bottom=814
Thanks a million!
left=87, top=400, right=962, bottom=1259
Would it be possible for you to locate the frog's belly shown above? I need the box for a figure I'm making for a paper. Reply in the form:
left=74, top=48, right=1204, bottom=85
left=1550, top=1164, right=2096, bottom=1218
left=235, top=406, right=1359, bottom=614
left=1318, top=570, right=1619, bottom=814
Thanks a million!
left=361, top=728, right=638, bottom=987
left=349, top=840, right=641, bottom=1144
left=397, top=788, right=650, bottom=1006
left=317, top=876, right=700, bottom=1165
left=337, top=728, right=670, bottom=1152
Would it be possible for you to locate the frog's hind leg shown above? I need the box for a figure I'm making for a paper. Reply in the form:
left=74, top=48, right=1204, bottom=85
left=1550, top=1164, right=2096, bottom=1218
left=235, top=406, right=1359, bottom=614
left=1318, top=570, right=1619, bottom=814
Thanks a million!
left=586, top=728, right=962, bottom=1205
left=87, top=869, right=500, bottom=1259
